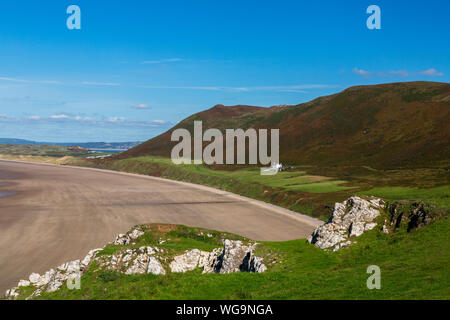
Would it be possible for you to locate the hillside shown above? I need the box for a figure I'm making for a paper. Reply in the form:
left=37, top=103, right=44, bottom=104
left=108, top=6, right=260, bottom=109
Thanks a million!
left=120, top=82, right=450, bottom=170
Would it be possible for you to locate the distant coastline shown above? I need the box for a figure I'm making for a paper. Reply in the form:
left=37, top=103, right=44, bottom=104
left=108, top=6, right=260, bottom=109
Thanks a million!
left=88, top=149, right=126, bottom=153
left=0, top=138, right=141, bottom=151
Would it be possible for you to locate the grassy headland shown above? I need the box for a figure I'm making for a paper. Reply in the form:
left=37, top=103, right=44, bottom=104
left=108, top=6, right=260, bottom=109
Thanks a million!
left=14, top=215, right=450, bottom=300
left=0, top=144, right=110, bottom=164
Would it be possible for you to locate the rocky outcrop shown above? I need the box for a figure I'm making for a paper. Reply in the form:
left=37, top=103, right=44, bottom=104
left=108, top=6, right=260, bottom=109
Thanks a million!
left=170, top=240, right=267, bottom=274
left=4, top=226, right=146, bottom=300
left=113, top=229, right=144, bottom=245
left=169, top=249, right=217, bottom=273
left=308, top=196, right=384, bottom=251
left=5, top=226, right=268, bottom=300
left=208, top=239, right=267, bottom=273
left=5, top=248, right=103, bottom=300
left=383, top=201, right=437, bottom=233
left=95, top=246, right=166, bottom=275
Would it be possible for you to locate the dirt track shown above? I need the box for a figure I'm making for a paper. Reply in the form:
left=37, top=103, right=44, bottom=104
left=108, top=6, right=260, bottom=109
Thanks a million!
left=0, top=160, right=322, bottom=294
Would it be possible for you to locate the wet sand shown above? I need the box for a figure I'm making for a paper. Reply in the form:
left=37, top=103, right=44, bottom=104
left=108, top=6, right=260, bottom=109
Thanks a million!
left=0, top=159, right=322, bottom=294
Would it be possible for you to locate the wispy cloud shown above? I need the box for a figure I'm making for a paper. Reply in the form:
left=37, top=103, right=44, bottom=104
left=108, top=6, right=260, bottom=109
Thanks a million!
left=0, top=77, right=30, bottom=83
left=132, top=103, right=151, bottom=109
left=419, top=68, right=444, bottom=76
left=0, top=76, right=62, bottom=84
left=50, top=114, right=70, bottom=119
left=353, top=67, right=444, bottom=77
left=352, top=68, right=371, bottom=76
left=142, top=58, right=183, bottom=64
left=0, top=112, right=172, bottom=128
left=138, top=84, right=337, bottom=92
left=0, top=76, right=125, bottom=87
left=0, top=75, right=337, bottom=94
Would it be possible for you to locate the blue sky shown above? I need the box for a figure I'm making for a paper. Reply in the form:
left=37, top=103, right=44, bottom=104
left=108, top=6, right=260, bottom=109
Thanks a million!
left=0, top=0, right=448, bottom=142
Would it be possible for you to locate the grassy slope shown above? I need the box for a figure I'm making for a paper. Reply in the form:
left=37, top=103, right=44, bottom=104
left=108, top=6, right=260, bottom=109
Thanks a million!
left=359, top=186, right=450, bottom=209
left=27, top=216, right=449, bottom=300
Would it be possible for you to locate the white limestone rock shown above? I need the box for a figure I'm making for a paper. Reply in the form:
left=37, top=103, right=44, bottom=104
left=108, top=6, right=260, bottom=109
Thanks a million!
left=170, top=241, right=267, bottom=274
left=113, top=228, right=144, bottom=245
left=202, top=248, right=224, bottom=274
left=81, top=248, right=102, bottom=269
left=129, top=228, right=145, bottom=240
left=18, top=280, right=30, bottom=287
left=146, top=257, right=166, bottom=275
left=308, top=196, right=384, bottom=251
left=170, top=249, right=212, bottom=273
left=29, top=273, right=41, bottom=285
left=5, top=287, right=19, bottom=299
left=248, top=256, right=267, bottom=273
left=219, top=240, right=254, bottom=273
left=203, top=240, right=267, bottom=274
left=113, top=233, right=131, bottom=245
left=97, top=246, right=165, bottom=275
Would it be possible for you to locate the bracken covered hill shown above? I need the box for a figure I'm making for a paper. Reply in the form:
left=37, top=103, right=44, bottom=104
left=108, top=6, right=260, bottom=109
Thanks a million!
left=119, top=81, right=450, bottom=169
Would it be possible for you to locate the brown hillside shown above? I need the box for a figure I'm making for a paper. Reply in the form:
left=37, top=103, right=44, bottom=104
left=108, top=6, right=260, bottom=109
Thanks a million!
left=119, top=81, right=450, bottom=169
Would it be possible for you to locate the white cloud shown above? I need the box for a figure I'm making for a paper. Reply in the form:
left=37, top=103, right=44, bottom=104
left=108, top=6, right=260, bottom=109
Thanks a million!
left=0, top=77, right=62, bottom=84
left=353, top=68, right=371, bottom=76
left=0, top=77, right=30, bottom=83
left=132, top=104, right=150, bottom=109
left=50, top=114, right=70, bottom=119
left=73, top=116, right=93, bottom=121
left=354, top=67, right=444, bottom=77
left=419, top=68, right=444, bottom=76
left=4, top=113, right=172, bottom=128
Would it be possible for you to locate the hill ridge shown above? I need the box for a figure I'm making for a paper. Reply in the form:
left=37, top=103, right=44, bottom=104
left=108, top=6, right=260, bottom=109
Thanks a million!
left=120, top=81, right=450, bottom=169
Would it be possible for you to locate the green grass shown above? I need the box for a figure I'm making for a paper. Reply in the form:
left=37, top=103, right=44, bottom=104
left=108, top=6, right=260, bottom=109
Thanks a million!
left=285, top=180, right=353, bottom=193
left=23, top=217, right=450, bottom=300
left=359, top=185, right=450, bottom=209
